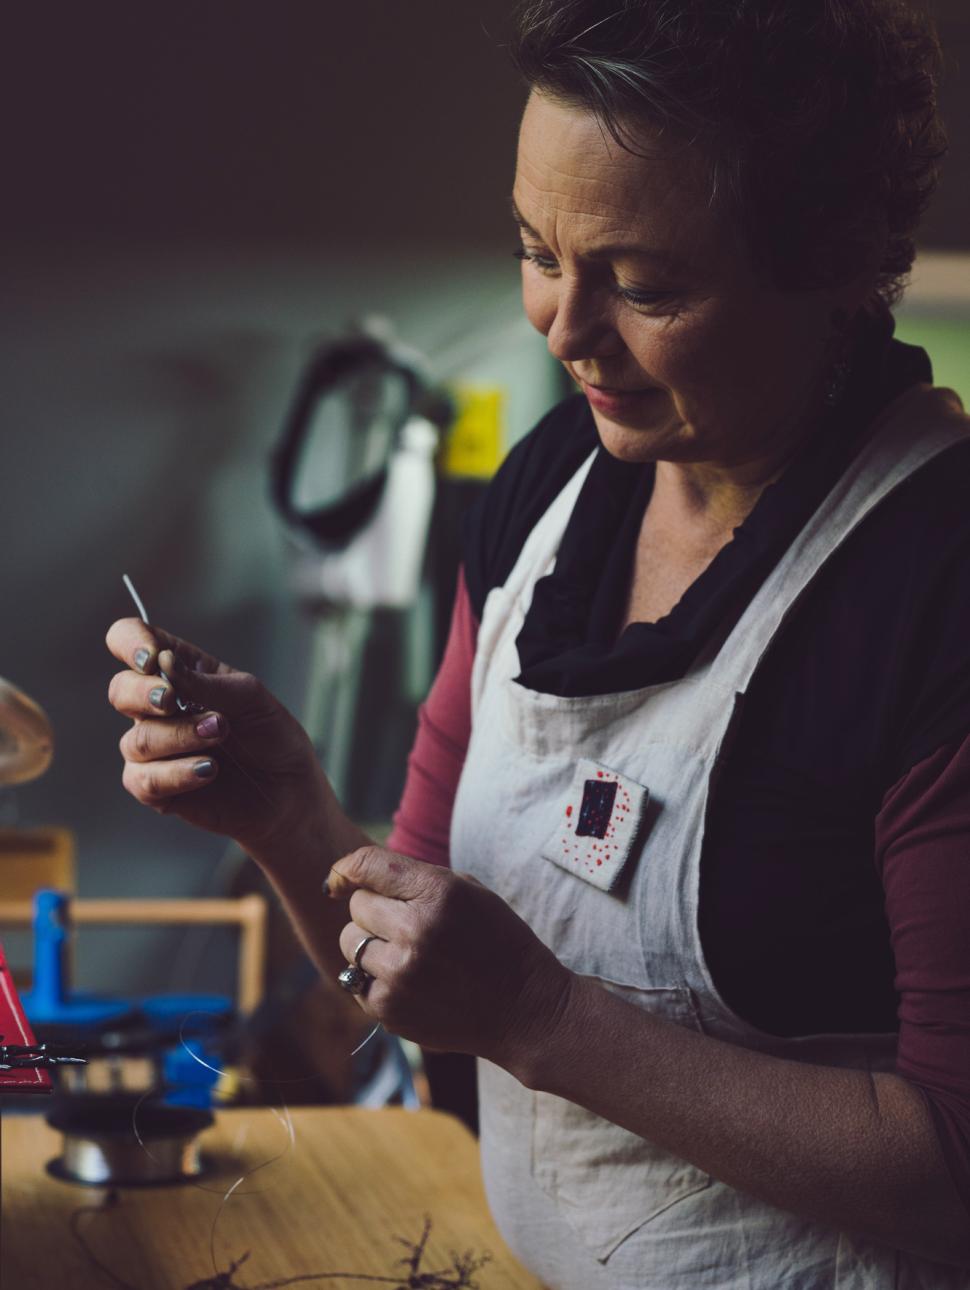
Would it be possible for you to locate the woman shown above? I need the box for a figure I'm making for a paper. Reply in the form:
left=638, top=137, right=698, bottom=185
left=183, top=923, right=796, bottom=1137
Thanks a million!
left=107, top=1, right=970, bottom=1285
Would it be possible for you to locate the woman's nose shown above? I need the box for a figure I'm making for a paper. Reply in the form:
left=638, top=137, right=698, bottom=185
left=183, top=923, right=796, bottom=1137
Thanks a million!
left=544, top=284, right=622, bottom=363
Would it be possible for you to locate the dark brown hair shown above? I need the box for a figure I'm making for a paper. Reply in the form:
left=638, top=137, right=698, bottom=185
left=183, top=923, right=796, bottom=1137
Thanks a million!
left=511, top=0, right=946, bottom=307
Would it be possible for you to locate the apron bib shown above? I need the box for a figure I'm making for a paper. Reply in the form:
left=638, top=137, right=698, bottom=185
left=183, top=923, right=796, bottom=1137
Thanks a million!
left=451, top=387, right=969, bottom=1288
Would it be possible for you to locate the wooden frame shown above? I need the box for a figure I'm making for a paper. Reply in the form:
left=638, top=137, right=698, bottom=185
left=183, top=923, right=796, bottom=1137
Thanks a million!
left=0, top=895, right=267, bottom=1015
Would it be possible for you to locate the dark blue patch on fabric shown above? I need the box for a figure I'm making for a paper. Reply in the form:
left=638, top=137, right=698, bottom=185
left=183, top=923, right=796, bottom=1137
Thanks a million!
left=576, top=779, right=617, bottom=839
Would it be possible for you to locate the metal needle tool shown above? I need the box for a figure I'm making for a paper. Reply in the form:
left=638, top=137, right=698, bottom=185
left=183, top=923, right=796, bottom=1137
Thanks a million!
left=0, top=1040, right=87, bottom=1070
left=122, top=575, right=196, bottom=710
left=121, top=575, right=274, bottom=807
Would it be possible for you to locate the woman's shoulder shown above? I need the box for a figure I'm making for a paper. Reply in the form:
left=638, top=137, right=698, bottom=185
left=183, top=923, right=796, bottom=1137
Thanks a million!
left=871, top=396, right=970, bottom=543
left=841, top=403, right=970, bottom=781
left=462, top=393, right=599, bottom=617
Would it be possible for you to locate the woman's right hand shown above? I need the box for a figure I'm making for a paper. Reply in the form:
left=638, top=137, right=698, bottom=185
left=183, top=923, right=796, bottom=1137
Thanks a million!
left=106, top=617, right=324, bottom=854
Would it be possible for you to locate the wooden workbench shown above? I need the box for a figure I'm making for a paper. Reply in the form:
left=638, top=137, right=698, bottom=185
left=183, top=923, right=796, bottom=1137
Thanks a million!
left=1, top=1105, right=543, bottom=1289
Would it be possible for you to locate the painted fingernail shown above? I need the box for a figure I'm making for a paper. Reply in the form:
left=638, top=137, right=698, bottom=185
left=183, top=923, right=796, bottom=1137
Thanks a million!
left=134, top=648, right=151, bottom=673
left=149, top=686, right=168, bottom=708
left=321, top=876, right=330, bottom=897
left=161, top=649, right=184, bottom=674
left=195, top=714, right=224, bottom=739
left=193, top=760, right=216, bottom=779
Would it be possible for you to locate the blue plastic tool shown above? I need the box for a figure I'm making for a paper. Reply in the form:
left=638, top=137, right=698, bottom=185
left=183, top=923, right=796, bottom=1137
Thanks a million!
left=20, top=890, right=132, bottom=1028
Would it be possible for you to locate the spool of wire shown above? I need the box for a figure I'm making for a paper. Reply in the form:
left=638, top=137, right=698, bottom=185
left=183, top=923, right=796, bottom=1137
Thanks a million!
left=46, top=1095, right=212, bottom=1186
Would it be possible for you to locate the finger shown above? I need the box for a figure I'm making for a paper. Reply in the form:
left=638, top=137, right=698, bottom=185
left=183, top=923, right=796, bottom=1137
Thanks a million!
left=122, top=754, right=219, bottom=809
left=337, top=922, right=393, bottom=976
left=105, top=618, right=163, bottom=676
left=105, top=618, right=229, bottom=678
left=108, top=670, right=179, bottom=718
left=156, top=651, right=273, bottom=722
left=327, top=847, right=442, bottom=902
left=347, top=888, right=411, bottom=941
left=120, top=712, right=228, bottom=764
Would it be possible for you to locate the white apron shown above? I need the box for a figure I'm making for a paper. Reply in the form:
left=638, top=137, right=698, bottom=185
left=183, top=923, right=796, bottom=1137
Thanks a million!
left=450, top=387, right=970, bottom=1289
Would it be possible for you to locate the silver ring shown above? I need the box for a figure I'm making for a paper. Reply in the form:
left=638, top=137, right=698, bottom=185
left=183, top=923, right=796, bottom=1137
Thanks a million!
left=353, top=934, right=383, bottom=970
left=337, top=964, right=371, bottom=996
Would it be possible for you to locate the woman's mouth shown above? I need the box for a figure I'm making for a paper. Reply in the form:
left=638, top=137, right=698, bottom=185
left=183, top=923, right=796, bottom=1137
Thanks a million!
left=580, top=380, right=662, bottom=418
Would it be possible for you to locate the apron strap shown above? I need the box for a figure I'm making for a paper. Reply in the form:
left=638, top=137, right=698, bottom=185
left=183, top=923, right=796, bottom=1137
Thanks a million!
left=713, top=386, right=967, bottom=697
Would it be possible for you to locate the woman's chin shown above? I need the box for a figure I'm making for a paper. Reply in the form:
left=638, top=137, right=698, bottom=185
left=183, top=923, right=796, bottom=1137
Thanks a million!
left=592, top=410, right=685, bottom=464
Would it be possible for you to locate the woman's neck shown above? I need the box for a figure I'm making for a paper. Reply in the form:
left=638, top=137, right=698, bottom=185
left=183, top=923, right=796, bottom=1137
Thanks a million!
left=649, top=457, right=781, bottom=541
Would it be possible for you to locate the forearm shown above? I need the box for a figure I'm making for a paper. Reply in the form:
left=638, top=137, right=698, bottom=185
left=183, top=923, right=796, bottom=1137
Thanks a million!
left=515, top=974, right=970, bottom=1268
left=245, top=764, right=372, bottom=979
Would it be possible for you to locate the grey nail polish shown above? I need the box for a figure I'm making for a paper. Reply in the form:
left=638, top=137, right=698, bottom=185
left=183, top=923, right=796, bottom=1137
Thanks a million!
left=149, top=686, right=168, bottom=708
left=134, top=648, right=151, bottom=673
left=193, top=760, right=216, bottom=779
left=321, top=876, right=330, bottom=896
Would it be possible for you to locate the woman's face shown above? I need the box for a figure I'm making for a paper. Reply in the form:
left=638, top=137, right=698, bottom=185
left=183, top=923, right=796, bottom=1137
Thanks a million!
left=513, top=92, right=857, bottom=469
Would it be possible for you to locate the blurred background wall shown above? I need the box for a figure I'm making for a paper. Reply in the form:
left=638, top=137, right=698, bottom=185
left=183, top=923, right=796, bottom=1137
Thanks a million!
left=0, top=1, right=967, bottom=998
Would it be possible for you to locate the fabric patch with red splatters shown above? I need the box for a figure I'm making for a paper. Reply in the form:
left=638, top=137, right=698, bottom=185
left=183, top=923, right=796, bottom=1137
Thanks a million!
left=541, top=759, right=648, bottom=892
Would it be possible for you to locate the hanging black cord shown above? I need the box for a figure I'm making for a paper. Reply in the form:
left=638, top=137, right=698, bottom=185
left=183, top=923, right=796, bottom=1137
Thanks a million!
left=269, top=335, right=420, bottom=550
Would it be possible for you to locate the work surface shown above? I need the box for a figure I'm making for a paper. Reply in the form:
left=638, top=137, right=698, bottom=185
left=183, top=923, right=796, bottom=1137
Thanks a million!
left=2, top=1105, right=543, bottom=1289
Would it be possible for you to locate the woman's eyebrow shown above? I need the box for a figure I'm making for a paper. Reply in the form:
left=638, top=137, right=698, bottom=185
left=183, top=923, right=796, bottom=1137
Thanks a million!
left=510, top=197, right=688, bottom=271
left=510, top=197, right=542, bottom=239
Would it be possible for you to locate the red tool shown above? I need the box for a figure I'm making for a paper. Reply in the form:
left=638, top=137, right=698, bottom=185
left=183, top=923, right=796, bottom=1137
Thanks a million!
left=0, top=943, right=53, bottom=1093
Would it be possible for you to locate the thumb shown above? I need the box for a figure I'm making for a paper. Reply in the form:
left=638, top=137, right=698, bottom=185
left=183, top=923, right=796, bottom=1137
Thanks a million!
left=455, top=871, right=488, bottom=890
left=157, top=649, right=273, bottom=721
left=327, top=847, right=440, bottom=902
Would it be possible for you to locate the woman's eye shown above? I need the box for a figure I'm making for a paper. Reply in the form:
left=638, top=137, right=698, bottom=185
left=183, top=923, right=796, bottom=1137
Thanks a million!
left=616, top=286, right=678, bottom=311
left=513, top=247, right=680, bottom=311
left=513, top=247, right=559, bottom=275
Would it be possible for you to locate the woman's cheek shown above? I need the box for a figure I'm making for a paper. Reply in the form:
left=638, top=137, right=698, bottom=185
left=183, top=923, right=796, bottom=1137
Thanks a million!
left=621, top=313, right=700, bottom=389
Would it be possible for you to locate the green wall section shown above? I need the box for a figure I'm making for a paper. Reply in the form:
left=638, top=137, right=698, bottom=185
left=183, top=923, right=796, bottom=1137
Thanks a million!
left=894, top=316, right=970, bottom=406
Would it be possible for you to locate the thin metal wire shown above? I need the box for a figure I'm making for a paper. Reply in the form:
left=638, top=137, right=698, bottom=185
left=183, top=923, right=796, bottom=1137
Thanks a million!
left=174, top=1006, right=381, bottom=1088
left=116, top=583, right=394, bottom=1279
left=129, top=1083, right=294, bottom=1201
left=121, top=575, right=274, bottom=806
left=118, top=575, right=385, bottom=1066
left=125, top=1013, right=382, bottom=1283
left=121, top=574, right=149, bottom=623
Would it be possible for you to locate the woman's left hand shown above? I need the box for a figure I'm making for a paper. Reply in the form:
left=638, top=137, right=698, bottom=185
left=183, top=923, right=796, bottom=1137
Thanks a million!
left=329, top=847, right=574, bottom=1066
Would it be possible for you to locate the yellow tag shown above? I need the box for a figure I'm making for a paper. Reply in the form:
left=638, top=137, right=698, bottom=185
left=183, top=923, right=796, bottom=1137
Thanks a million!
left=215, top=1065, right=243, bottom=1103
left=440, top=384, right=505, bottom=479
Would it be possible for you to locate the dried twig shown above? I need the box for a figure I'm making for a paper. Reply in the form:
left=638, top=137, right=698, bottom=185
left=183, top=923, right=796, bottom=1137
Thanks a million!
left=70, top=1202, right=491, bottom=1290
left=248, top=1215, right=492, bottom=1289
